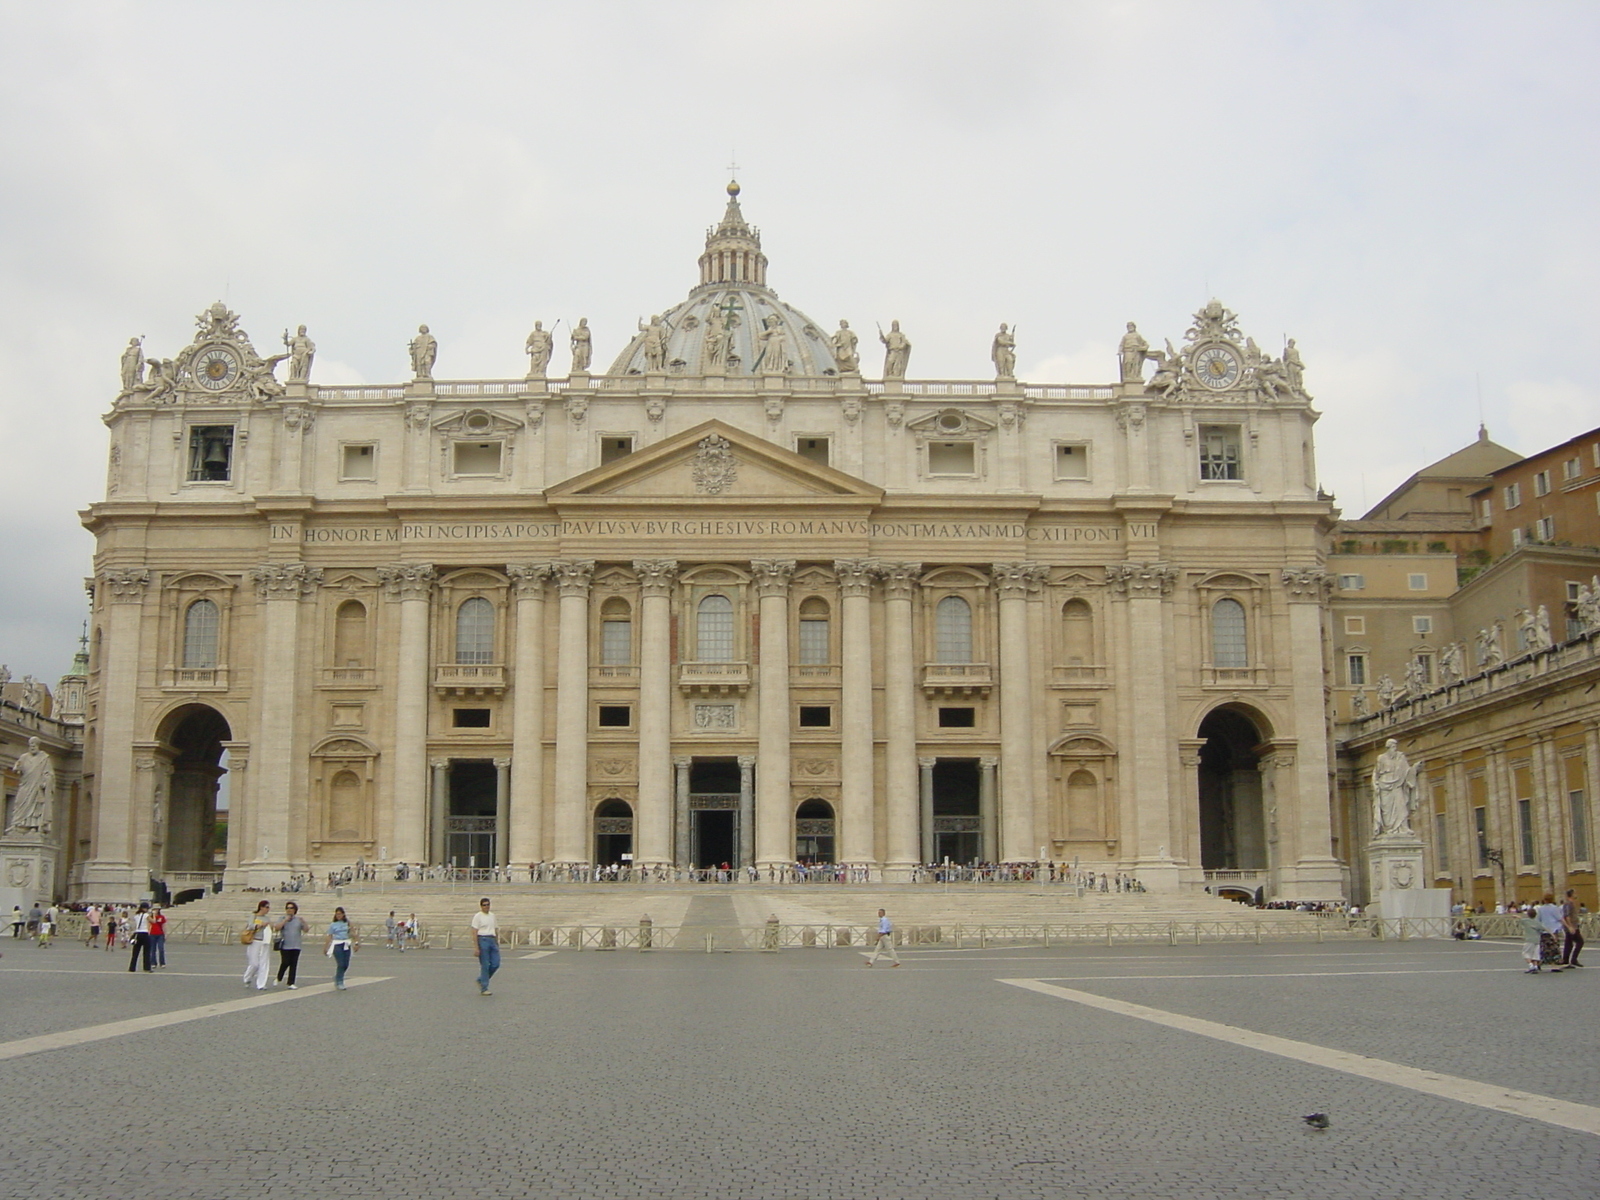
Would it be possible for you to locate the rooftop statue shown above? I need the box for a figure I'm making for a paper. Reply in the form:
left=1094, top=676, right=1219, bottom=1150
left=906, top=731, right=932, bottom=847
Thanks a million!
left=1147, top=340, right=1184, bottom=396
left=409, top=324, right=437, bottom=380
left=703, top=314, right=728, bottom=372
left=525, top=321, right=553, bottom=378
left=639, top=314, right=670, bottom=372
left=1118, top=322, right=1149, bottom=383
left=119, top=337, right=145, bottom=392
left=831, top=320, right=859, bottom=372
left=991, top=323, right=1016, bottom=379
left=283, top=325, right=316, bottom=383
left=755, top=314, right=789, bottom=374
left=1438, top=640, right=1465, bottom=685
left=1283, top=338, right=1305, bottom=390
left=879, top=320, right=911, bottom=379
left=570, top=318, right=592, bottom=372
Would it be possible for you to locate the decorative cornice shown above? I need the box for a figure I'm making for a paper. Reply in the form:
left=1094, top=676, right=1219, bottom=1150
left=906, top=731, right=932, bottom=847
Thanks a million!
left=252, top=562, right=323, bottom=600
left=97, top=568, right=151, bottom=601
left=632, top=559, right=680, bottom=597
left=1280, top=566, right=1333, bottom=599
left=550, top=559, right=595, bottom=598
left=750, top=559, right=796, bottom=598
left=1105, top=562, right=1177, bottom=597
left=378, top=563, right=437, bottom=601
left=506, top=562, right=553, bottom=598
left=833, top=559, right=875, bottom=599
left=872, top=560, right=922, bottom=600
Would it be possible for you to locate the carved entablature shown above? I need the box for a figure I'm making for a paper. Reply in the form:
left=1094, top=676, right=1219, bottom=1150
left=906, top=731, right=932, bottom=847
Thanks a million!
left=97, top=568, right=152, bottom=602
left=550, top=559, right=596, bottom=598
left=834, top=560, right=875, bottom=598
left=1104, top=563, right=1177, bottom=597
left=252, top=563, right=323, bottom=600
left=1144, top=299, right=1310, bottom=406
left=506, top=562, right=553, bottom=597
left=871, top=561, right=922, bottom=601
left=991, top=562, right=1050, bottom=598
left=1280, top=567, right=1334, bottom=600
left=632, top=559, right=679, bottom=597
left=750, top=559, right=796, bottom=597
left=378, top=563, right=437, bottom=601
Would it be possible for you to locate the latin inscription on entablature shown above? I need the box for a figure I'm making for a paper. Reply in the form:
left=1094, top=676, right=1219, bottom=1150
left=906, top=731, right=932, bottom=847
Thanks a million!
left=275, top=519, right=1149, bottom=544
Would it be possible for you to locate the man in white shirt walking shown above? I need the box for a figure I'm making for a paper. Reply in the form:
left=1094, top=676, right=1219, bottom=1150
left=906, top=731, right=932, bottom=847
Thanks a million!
left=867, top=908, right=900, bottom=967
left=470, top=898, right=500, bottom=995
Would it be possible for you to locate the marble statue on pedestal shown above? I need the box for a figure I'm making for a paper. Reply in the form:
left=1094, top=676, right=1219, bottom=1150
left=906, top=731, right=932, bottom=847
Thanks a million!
left=831, top=320, right=859, bottom=372
left=1375, top=674, right=1397, bottom=709
left=1578, top=581, right=1600, bottom=632
left=284, top=325, right=316, bottom=382
left=1477, top=623, right=1504, bottom=668
left=1351, top=688, right=1369, bottom=717
left=570, top=318, right=592, bottom=372
left=991, top=323, right=1016, bottom=378
left=409, top=325, right=437, bottom=380
left=640, top=315, right=670, bottom=371
left=1403, top=657, right=1427, bottom=697
left=525, top=321, right=553, bottom=377
left=1147, top=340, right=1183, bottom=396
left=1283, top=338, right=1305, bottom=390
left=1439, top=640, right=1465, bottom=685
left=879, top=320, right=911, bottom=378
left=1118, top=322, right=1149, bottom=383
left=1534, top=605, right=1552, bottom=650
left=6, top=737, right=53, bottom=835
left=120, top=338, right=145, bottom=391
left=1372, top=738, right=1419, bottom=837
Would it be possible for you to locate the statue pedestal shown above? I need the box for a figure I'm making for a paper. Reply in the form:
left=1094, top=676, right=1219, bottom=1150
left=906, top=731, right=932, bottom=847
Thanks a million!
left=1367, top=832, right=1449, bottom=928
left=1, top=833, right=60, bottom=915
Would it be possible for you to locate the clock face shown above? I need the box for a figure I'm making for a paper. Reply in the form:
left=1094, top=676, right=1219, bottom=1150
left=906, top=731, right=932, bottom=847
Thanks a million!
left=194, top=346, right=241, bottom=391
left=1194, top=345, right=1241, bottom=390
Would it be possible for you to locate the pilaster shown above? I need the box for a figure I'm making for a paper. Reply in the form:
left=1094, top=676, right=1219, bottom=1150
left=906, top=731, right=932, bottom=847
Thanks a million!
left=875, top=561, right=921, bottom=874
left=379, top=563, right=435, bottom=863
left=752, top=559, right=795, bottom=867
left=506, top=563, right=552, bottom=865
left=248, top=562, right=322, bottom=879
left=551, top=560, right=595, bottom=864
left=835, top=560, right=876, bottom=864
left=634, top=559, right=678, bottom=867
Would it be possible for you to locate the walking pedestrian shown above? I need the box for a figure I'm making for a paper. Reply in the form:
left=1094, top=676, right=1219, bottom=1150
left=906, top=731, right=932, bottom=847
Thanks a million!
left=325, top=906, right=355, bottom=990
left=1560, top=888, right=1585, bottom=968
left=471, top=897, right=500, bottom=995
left=127, top=902, right=153, bottom=972
left=26, top=903, right=41, bottom=940
left=37, top=905, right=56, bottom=948
left=866, top=908, right=900, bottom=967
left=148, top=905, right=167, bottom=968
left=8, top=906, right=22, bottom=937
left=1535, top=893, right=1566, bottom=971
left=274, top=901, right=307, bottom=988
left=1521, top=908, right=1546, bottom=973
left=242, top=900, right=276, bottom=990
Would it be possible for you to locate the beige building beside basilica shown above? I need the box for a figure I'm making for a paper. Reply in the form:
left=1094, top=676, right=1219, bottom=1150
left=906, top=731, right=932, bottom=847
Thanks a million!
left=72, top=183, right=1345, bottom=902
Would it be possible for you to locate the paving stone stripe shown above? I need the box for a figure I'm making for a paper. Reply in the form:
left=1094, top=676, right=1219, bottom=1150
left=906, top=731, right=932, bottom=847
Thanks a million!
left=1000, top=977, right=1600, bottom=1137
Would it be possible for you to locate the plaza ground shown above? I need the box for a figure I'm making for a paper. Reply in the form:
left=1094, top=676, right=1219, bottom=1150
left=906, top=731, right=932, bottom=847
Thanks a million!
left=0, top=936, right=1593, bottom=1199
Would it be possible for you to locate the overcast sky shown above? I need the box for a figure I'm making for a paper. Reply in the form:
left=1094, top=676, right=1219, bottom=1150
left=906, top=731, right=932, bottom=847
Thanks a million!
left=1, top=1, right=1596, bottom=686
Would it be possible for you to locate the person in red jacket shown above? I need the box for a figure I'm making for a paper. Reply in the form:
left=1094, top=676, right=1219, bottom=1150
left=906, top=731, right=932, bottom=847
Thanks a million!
left=147, top=905, right=168, bottom=969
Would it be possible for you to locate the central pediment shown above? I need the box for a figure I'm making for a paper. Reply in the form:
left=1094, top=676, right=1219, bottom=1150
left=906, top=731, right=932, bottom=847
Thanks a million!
left=546, top=420, right=883, bottom=503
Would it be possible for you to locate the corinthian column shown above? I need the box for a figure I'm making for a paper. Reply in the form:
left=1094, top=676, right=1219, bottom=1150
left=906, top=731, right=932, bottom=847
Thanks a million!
left=752, top=559, right=796, bottom=867
left=835, top=560, right=876, bottom=864
left=1106, top=562, right=1176, bottom=871
left=633, top=559, right=678, bottom=868
left=250, top=562, right=323, bottom=877
left=379, top=564, right=435, bottom=865
left=993, top=563, right=1046, bottom=861
left=1279, top=567, right=1344, bottom=896
left=506, top=563, right=551, bottom=865
left=876, top=561, right=921, bottom=875
left=551, top=560, right=595, bottom=864
left=86, top=569, right=151, bottom=892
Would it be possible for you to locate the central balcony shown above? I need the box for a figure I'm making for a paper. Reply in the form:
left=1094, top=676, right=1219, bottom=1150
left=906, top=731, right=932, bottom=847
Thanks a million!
left=434, top=663, right=507, bottom=695
left=678, top=661, right=751, bottom=695
left=921, top=663, right=993, bottom=695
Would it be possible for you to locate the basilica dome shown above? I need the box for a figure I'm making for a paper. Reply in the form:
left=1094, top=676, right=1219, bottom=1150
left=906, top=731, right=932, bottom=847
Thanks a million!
left=606, top=182, right=842, bottom=378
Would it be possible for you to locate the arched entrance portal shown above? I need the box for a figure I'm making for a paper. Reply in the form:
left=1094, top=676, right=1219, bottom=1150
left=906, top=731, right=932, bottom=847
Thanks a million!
left=795, top=798, right=835, bottom=863
left=1197, top=706, right=1268, bottom=872
left=594, top=798, right=634, bottom=866
left=160, top=704, right=231, bottom=874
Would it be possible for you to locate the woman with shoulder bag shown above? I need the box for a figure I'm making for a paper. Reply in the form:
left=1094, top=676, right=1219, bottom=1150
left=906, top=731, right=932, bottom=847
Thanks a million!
left=241, top=899, right=277, bottom=991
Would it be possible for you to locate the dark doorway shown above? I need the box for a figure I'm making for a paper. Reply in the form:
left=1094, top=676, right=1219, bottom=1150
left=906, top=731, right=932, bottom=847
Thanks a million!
left=694, top=809, right=736, bottom=868
left=594, top=797, right=634, bottom=865
left=447, top=760, right=497, bottom=868
left=933, top=759, right=982, bottom=864
left=1197, top=707, right=1267, bottom=870
left=161, top=704, right=231, bottom=873
left=795, top=798, right=836, bottom=863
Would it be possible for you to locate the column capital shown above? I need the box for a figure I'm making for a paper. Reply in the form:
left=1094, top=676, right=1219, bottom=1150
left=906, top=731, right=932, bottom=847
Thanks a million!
left=379, top=563, right=437, bottom=600
left=750, top=559, right=796, bottom=597
left=917, top=756, right=938, bottom=770
left=737, top=754, right=757, bottom=770
left=1105, top=562, right=1177, bottom=597
left=833, top=559, right=875, bottom=598
left=550, top=559, right=596, bottom=598
left=492, top=757, right=512, bottom=770
left=673, top=756, right=692, bottom=769
left=429, top=758, right=450, bottom=771
left=252, top=562, right=324, bottom=600
left=506, top=562, right=554, bottom=597
left=1280, top=566, right=1333, bottom=600
left=632, top=559, right=680, bottom=597
left=871, top=560, right=922, bottom=600
left=991, top=561, right=1049, bottom=597
left=978, top=756, right=1000, bottom=770
left=96, top=568, right=152, bottom=602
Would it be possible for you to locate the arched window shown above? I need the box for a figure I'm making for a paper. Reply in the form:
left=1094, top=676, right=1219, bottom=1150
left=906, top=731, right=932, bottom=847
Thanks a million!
left=697, top=594, right=734, bottom=662
left=1211, top=598, right=1248, bottom=668
left=934, top=595, right=973, bottom=663
left=797, top=597, right=830, bottom=665
left=182, top=599, right=219, bottom=668
left=600, top=597, right=632, bottom=666
left=455, top=597, right=495, bottom=664
left=1062, top=598, right=1094, bottom=666
left=333, top=600, right=367, bottom=667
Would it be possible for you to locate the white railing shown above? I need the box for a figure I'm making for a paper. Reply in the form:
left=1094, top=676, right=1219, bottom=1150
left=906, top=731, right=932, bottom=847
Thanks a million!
left=433, top=664, right=506, bottom=691
left=590, top=665, right=640, bottom=684
left=678, top=662, right=751, bottom=691
left=315, top=386, right=406, bottom=401
left=308, top=377, right=1122, bottom=404
left=432, top=381, right=528, bottom=397
left=922, top=663, right=994, bottom=691
left=164, top=666, right=227, bottom=689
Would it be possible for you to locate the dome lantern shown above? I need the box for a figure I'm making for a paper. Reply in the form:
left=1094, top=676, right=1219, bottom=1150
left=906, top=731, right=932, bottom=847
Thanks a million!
left=698, top=178, right=768, bottom=289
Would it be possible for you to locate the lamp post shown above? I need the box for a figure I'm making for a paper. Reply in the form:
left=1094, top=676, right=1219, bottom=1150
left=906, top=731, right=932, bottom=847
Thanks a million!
left=1480, top=840, right=1509, bottom=907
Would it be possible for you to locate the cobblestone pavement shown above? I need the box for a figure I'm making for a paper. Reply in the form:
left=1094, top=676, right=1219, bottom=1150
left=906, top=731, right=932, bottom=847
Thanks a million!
left=0, top=936, right=1593, bottom=1199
